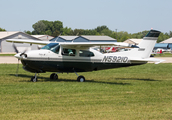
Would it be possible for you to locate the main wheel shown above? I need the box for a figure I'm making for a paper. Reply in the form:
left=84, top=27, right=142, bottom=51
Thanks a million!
left=31, top=76, right=37, bottom=82
left=50, top=73, right=58, bottom=80
left=77, top=76, right=85, bottom=82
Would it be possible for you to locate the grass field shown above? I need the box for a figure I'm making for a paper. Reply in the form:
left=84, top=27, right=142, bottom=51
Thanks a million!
left=0, top=54, right=15, bottom=56
left=0, top=64, right=172, bottom=120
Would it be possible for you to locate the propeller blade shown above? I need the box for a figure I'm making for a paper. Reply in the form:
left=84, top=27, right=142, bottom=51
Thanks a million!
left=12, top=43, right=19, bottom=53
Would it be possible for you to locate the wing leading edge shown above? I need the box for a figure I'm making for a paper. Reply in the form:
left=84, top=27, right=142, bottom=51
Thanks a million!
left=6, top=39, right=139, bottom=48
left=6, top=39, right=51, bottom=45
left=60, top=42, right=139, bottom=48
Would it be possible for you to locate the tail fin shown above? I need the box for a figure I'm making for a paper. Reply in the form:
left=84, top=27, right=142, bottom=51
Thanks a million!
left=114, top=30, right=161, bottom=58
left=137, top=30, right=161, bottom=58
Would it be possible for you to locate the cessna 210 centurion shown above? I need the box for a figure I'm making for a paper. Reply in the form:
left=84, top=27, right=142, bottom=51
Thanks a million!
left=6, top=30, right=164, bottom=82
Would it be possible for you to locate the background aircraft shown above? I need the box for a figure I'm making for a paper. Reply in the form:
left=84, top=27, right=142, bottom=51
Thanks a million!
left=6, top=30, right=164, bottom=82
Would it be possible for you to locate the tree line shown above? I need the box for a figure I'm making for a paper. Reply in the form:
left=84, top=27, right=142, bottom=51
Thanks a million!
left=1, top=20, right=172, bottom=43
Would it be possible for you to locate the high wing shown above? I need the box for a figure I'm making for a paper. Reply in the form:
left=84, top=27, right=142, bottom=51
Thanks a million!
left=6, top=39, right=139, bottom=48
left=6, top=39, right=51, bottom=45
left=59, top=42, right=138, bottom=48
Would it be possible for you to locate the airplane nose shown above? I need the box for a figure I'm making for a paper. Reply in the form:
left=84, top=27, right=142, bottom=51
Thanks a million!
left=14, top=53, right=21, bottom=59
left=14, top=52, right=28, bottom=59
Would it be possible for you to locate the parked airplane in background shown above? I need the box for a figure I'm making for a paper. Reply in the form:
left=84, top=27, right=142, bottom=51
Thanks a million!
left=6, top=30, right=164, bottom=82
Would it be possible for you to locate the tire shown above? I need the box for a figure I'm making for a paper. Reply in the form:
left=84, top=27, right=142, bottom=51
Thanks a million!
left=77, top=76, right=85, bottom=82
left=50, top=73, right=58, bottom=80
left=31, top=76, right=37, bottom=82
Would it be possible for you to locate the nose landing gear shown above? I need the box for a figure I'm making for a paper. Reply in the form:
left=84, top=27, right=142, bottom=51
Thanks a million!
left=31, top=73, right=38, bottom=82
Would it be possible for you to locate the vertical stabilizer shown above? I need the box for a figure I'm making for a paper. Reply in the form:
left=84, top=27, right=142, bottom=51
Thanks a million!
left=113, top=30, right=161, bottom=59
left=137, top=30, right=161, bottom=58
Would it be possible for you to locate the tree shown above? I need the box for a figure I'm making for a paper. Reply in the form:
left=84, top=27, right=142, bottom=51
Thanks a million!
left=52, top=30, right=60, bottom=37
left=169, top=31, right=172, bottom=38
left=95, top=25, right=109, bottom=33
left=116, top=31, right=130, bottom=42
left=32, top=20, right=63, bottom=37
left=24, top=30, right=32, bottom=35
left=101, top=29, right=112, bottom=36
left=61, top=27, right=73, bottom=35
left=0, top=27, right=6, bottom=31
left=30, top=20, right=171, bottom=42
left=32, top=21, right=46, bottom=34
left=157, top=33, right=169, bottom=43
left=73, top=29, right=84, bottom=35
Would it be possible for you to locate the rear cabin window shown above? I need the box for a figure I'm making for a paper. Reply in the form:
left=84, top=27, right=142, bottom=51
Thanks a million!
left=62, top=48, right=76, bottom=56
left=79, top=50, right=94, bottom=57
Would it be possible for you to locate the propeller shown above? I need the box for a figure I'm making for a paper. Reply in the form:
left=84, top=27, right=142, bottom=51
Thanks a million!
left=12, top=43, right=19, bottom=53
left=12, top=43, right=28, bottom=76
left=12, top=43, right=20, bottom=76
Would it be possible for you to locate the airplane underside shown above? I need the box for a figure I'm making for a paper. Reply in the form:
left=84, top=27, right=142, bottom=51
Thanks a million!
left=21, top=60, right=147, bottom=73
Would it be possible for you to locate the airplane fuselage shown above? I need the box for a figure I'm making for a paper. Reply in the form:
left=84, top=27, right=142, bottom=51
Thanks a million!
left=9, top=30, right=162, bottom=82
left=16, top=47, right=146, bottom=73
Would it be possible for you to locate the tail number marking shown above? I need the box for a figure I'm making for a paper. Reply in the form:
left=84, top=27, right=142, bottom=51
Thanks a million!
left=101, top=56, right=129, bottom=63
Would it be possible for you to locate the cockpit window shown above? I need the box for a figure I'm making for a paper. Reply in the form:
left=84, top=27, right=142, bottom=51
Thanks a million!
left=79, top=50, right=94, bottom=57
left=51, top=45, right=60, bottom=54
left=41, top=43, right=59, bottom=50
left=41, top=43, right=60, bottom=54
left=62, top=48, right=76, bottom=56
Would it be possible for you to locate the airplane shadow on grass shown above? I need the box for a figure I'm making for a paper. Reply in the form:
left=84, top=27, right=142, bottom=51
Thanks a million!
left=10, top=74, right=160, bottom=85
left=115, top=78, right=160, bottom=81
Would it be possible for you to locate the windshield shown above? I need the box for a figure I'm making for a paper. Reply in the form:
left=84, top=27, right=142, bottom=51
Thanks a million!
left=41, top=43, right=59, bottom=50
left=41, top=43, right=60, bottom=54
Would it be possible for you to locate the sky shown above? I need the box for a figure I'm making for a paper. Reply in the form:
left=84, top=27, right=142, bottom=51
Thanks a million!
left=0, top=0, right=172, bottom=33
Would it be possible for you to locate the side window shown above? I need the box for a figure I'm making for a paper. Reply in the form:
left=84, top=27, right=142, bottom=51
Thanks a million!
left=79, top=50, right=94, bottom=57
left=62, top=48, right=76, bottom=56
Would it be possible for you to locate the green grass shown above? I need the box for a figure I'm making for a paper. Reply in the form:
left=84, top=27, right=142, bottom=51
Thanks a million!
left=0, top=54, right=15, bottom=56
left=0, top=64, right=172, bottom=120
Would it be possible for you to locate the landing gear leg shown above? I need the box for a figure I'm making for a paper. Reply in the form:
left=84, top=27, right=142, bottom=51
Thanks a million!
left=50, top=73, right=58, bottom=80
left=31, top=73, right=38, bottom=82
left=74, top=71, right=85, bottom=82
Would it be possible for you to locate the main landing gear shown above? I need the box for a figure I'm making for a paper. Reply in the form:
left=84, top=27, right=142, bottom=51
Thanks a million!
left=30, top=72, right=85, bottom=82
left=50, top=73, right=58, bottom=80
left=74, top=71, right=85, bottom=82
left=77, top=75, right=85, bottom=82
left=49, top=71, right=85, bottom=82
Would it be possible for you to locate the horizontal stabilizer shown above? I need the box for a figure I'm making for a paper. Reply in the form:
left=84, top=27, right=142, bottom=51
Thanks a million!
left=130, top=58, right=165, bottom=64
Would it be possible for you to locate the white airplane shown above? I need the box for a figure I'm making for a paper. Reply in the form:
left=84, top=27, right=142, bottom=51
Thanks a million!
left=6, top=30, right=164, bottom=82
